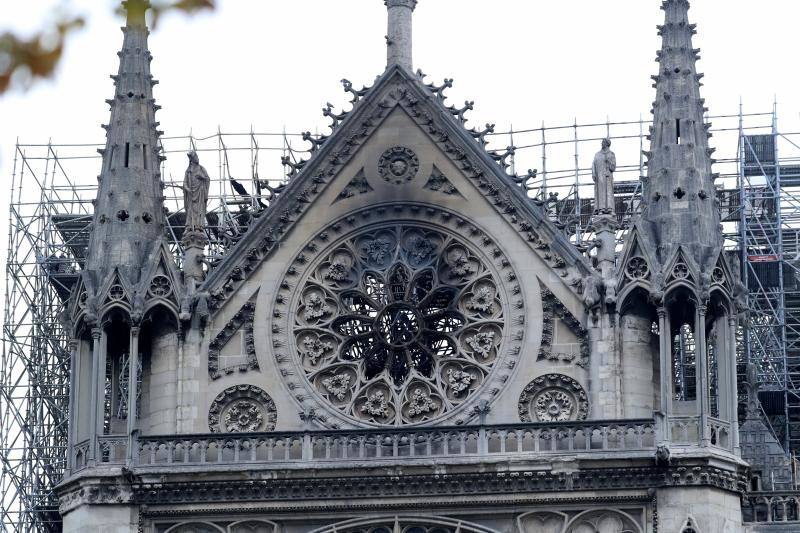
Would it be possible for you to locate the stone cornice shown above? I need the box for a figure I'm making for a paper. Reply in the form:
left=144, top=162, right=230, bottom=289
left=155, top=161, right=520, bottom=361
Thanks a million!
left=126, top=464, right=745, bottom=506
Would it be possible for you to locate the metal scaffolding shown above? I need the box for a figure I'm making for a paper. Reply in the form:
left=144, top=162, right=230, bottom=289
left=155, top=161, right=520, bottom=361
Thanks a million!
left=3, top=104, right=800, bottom=530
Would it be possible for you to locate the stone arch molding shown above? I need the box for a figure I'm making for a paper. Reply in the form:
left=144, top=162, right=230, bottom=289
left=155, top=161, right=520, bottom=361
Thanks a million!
left=517, top=509, right=642, bottom=533
left=269, top=204, right=527, bottom=428
left=164, top=519, right=278, bottom=533
left=308, top=515, right=501, bottom=533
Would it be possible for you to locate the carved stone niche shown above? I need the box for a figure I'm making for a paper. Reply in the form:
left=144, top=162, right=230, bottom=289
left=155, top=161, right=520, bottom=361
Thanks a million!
left=518, top=373, right=589, bottom=423
left=208, top=384, right=277, bottom=433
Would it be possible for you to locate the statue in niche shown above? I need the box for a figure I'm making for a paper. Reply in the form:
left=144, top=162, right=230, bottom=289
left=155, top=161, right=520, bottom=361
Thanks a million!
left=183, top=151, right=210, bottom=231
left=591, top=138, right=616, bottom=215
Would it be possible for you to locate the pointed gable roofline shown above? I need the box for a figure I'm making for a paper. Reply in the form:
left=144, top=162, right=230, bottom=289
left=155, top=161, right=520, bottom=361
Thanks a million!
left=199, top=65, right=592, bottom=314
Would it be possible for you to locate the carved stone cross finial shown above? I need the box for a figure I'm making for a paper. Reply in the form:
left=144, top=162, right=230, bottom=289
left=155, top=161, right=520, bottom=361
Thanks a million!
left=385, top=0, right=417, bottom=71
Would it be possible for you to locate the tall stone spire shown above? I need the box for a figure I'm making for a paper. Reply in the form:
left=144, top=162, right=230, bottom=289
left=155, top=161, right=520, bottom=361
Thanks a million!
left=638, top=0, right=720, bottom=272
left=85, top=0, right=166, bottom=287
left=385, top=0, right=416, bottom=71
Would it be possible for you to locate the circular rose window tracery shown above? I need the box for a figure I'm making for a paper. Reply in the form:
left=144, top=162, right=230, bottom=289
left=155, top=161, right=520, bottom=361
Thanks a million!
left=281, top=220, right=520, bottom=427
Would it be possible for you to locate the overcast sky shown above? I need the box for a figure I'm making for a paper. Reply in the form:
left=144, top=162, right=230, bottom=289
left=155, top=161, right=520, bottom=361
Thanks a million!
left=2, top=0, right=800, bottom=244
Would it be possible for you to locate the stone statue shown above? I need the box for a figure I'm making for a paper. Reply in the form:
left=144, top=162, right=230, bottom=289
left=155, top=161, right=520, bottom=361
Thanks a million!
left=183, top=151, right=210, bottom=231
left=745, top=362, right=760, bottom=420
left=591, top=138, right=616, bottom=215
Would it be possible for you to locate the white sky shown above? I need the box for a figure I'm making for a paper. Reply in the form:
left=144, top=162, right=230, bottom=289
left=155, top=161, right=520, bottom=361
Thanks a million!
left=1, top=0, right=800, bottom=243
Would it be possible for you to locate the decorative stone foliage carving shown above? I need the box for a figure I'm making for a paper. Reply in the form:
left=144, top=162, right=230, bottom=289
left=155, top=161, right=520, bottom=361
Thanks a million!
left=208, top=384, right=277, bottom=433
left=378, top=146, right=419, bottom=184
left=334, top=168, right=373, bottom=204
left=538, top=282, right=589, bottom=367
left=208, top=300, right=258, bottom=379
left=272, top=209, right=525, bottom=428
left=518, top=373, right=589, bottom=422
left=423, top=165, right=461, bottom=196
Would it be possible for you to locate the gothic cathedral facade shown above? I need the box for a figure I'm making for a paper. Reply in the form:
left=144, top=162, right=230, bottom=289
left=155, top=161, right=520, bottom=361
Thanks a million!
left=57, top=1, right=752, bottom=532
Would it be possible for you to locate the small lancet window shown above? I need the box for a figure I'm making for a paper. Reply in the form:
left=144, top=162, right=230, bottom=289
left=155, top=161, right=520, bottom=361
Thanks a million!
left=124, top=142, right=130, bottom=168
left=142, top=144, right=147, bottom=169
left=676, top=119, right=682, bottom=144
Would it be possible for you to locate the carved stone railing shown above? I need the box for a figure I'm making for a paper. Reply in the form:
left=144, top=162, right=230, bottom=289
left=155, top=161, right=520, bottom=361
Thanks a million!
left=98, top=435, right=128, bottom=465
left=743, top=491, right=800, bottom=524
left=71, top=439, right=91, bottom=471
left=131, top=419, right=656, bottom=468
left=667, top=415, right=733, bottom=451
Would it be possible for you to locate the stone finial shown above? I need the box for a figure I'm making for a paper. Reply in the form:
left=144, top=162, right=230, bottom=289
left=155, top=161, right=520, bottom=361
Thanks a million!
left=385, top=0, right=417, bottom=71
left=122, top=0, right=151, bottom=27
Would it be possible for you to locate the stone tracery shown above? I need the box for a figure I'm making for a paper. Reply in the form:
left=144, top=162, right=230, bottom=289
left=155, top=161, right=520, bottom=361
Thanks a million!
left=281, top=221, right=518, bottom=426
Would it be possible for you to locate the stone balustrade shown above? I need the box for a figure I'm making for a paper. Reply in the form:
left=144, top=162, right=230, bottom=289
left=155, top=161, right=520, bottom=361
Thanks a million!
left=73, top=419, right=657, bottom=471
left=667, top=415, right=733, bottom=451
left=743, top=491, right=800, bottom=524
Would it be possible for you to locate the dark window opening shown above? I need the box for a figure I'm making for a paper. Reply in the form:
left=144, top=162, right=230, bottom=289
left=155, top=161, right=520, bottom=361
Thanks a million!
left=673, top=323, right=697, bottom=401
left=676, top=119, right=682, bottom=144
left=116, top=210, right=129, bottom=221
left=124, top=142, right=130, bottom=168
left=675, top=187, right=686, bottom=199
left=142, top=144, right=147, bottom=169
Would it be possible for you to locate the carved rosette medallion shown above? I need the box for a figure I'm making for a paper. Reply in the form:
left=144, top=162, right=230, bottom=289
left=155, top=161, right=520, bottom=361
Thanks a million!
left=378, top=146, right=419, bottom=185
left=208, top=384, right=277, bottom=433
left=272, top=208, right=525, bottom=428
left=518, top=374, right=589, bottom=422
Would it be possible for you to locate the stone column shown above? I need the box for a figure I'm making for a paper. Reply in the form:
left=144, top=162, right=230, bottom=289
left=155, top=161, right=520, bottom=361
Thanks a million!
left=66, top=338, right=79, bottom=473
left=728, top=314, right=741, bottom=454
left=657, top=307, right=671, bottom=443
left=696, top=304, right=710, bottom=446
left=88, top=327, right=104, bottom=466
left=386, top=0, right=417, bottom=71
left=126, top=326, right=140, bottom=464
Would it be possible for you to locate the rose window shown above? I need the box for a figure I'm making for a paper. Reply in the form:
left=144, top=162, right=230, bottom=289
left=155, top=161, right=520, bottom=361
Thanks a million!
left=288, top=223, right=511, bottom=426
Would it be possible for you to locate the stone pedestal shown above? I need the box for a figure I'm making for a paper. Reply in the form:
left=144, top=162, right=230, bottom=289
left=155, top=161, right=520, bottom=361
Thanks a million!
left=182, top=229, right=208, bottom=286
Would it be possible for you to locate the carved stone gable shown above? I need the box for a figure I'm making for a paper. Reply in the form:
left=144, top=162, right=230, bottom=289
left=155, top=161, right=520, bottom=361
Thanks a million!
left=199, top=66, right=592, bottom=317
